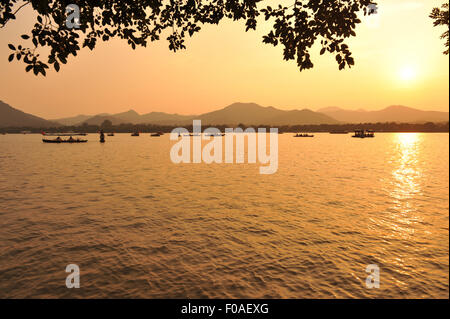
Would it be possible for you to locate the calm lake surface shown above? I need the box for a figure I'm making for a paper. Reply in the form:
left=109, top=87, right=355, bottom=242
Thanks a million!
left=0, top=133, right=448, bottom=298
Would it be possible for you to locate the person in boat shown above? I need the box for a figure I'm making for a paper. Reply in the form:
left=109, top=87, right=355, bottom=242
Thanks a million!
left=56, top=136, right=62, bottom=142
left=68, top=136, right=74, bottom=142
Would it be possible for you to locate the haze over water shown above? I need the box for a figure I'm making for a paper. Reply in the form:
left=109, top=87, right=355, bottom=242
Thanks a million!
left=0, top=133, right=448, bottom=298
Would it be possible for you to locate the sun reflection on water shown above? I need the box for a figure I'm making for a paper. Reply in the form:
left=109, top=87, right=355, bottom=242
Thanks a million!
left=379, top=133, right=424, bottom=239
left=392, top=133, right=422, bottom=201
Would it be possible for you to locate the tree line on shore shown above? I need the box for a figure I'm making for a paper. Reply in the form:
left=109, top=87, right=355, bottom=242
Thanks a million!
left=1, top=121, right=449, bottom=134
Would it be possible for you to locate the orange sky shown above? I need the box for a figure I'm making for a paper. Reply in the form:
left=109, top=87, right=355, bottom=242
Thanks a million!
left=0, top=0, right=449, bottom=118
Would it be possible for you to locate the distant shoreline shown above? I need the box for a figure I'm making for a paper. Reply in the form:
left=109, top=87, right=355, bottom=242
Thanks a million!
left=1, top=122, right=448, bottom=134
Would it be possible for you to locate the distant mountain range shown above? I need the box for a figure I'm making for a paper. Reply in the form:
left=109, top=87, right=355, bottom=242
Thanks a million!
left=52, top=103, right=339, bottom=126
left=0, top=100, right=58, bottom=128
left=52, top=103, right=450, bottom=126
left=0, top=100, right=448, bottom=128
left=318, top=105, right=449, bottom=124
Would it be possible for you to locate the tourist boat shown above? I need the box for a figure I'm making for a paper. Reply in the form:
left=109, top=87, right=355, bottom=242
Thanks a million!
left=131, top=132, right=140, bottom=136
left=41, top=132, right=89, bottom=143
left=182, top=133, right=201, bottom=137
left=294, top=133, right=314, bottom=137
left=42, top=137, right=87, bottom=143
left=205, top=133, right=225, bottom=137
left=150, top=133, right=161, bottom=137
left=352, top=129, right=375, bottom=138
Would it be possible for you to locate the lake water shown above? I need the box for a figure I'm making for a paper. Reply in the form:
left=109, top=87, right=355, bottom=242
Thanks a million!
left=0, top=133, right=448, bottom=298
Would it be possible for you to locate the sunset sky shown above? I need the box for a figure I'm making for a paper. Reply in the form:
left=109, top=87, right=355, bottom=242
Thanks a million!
left=0, top=0, right=449, bottom=118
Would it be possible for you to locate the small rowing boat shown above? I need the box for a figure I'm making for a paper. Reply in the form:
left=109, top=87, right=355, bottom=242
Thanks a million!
left=205, top=133, right=225, bottom=137
left=294, top=133, right=314, bottom=137
left=42, top=138, right=87, bottom=143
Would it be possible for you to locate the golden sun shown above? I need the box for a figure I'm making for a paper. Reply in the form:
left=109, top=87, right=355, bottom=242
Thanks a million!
left=399, top=66, right=417, bottom=82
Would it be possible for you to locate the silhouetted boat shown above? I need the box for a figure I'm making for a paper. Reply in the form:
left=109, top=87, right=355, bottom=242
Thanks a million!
left=99, top=130, right=105, bottom=143
left=131, top=132, right=140, bottom=136
left=294, top=133, right=314, bottom=137
left=107, top=133, right=115, bottom=136
left=352, top=129, right=375, bottom=138
left=205, top=133, right=225, bottom=137
left=150, top=133, right=161, bottom=137
left=42, top=138, right=87, bottom=143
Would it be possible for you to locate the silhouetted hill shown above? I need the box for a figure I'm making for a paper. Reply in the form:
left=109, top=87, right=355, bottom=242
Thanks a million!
left=318, top=105, right=449, bottom=123
left=113, top=110, right=141, bottom=123
left=0, top=100, right=59, bottom=127
left=79, top=114, right=128, bottom=125
left=52, top=113, right=109, bottom=125
left=139, top=112, right=194, bottom=125
left=197, top=103, right=338, bottom=125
